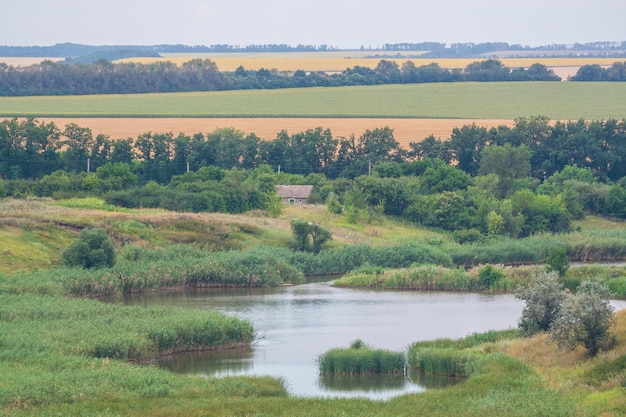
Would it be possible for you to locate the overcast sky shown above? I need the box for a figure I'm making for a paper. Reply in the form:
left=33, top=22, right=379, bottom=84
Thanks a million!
left=2, top=0, right=625, bottom=48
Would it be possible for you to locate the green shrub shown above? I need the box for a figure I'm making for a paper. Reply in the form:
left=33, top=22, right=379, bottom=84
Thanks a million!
left=478, top=264, right=505, bottom=289
left=60, top=227, right=116, bottom=269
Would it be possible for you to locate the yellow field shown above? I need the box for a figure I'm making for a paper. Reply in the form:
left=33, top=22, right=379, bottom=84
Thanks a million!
left=116, top=53, right=621, bottom=75
left=0, top=57, right=64, bottom=67
left=28, top=117, right=514, bottom=148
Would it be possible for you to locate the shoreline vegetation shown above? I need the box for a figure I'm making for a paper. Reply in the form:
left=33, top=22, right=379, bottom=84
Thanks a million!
left=3, top=199, right=626, bottom=415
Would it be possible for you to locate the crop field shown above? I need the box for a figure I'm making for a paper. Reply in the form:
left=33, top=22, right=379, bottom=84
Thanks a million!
left=23, top=117, right=512, bottom=146
left=2, top=82, right=626, bottom=120
left=3, top=82, right=625, bottom=146
left=119, top=52, right=620, bottom=75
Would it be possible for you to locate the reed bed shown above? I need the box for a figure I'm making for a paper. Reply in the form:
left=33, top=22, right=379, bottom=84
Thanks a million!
left=0, top=292, right=258, bottom=410
left=334, top=264, right=526, bottom=292
left=318, top=341, right=406, bottom=375
left=0, top=293, right=254, bottom=362
left=407, top=330, right=519, bottom=377
left=60, top=247, right=305, bottom=296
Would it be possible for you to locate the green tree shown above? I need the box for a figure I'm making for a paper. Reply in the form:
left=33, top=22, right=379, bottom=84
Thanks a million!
left=550, top=281, right=615, bottom=356
left=545, top=246, right=569, bottom=277
left=605, top=185, right=626, bottom=219
left=516, top=272, right=567, bottom=337
left=448, top=124, right=490, bottom=176
left=290, top=220, right=332, bottom=254
left=61, top=228, right=116, bottom=269
left=478, top=144, right=531, bottom=198
left=486, top=210, right=505, bottom=236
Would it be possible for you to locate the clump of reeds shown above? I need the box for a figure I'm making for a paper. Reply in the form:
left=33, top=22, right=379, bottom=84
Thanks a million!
left=407, top=329, right=518, bottom=377
left=334, top=264, right=478, bottom=291
left=317, top=340, right=406, bottom=375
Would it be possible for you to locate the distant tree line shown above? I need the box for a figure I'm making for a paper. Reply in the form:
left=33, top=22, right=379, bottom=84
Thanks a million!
left=2, top=41, right=625, bottom=60
left=0, top=58, right=561, bottom=96
left=2, top=116, right=626, bottom=238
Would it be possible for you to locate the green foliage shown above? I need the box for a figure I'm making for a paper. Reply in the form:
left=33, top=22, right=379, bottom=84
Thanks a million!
left=326, top=195, right=343, bottom=214
left=486, top=211, right=505, bottom=236
left=478, top=144, right=531, bottom=198
left=452, top=228, right=484, bottom=244
left=545, top=246, right=570, bottom=277
left=516, top=272, right=567, bottom=337
left=290, top=219, right=332, bottom=254
left=477, top=265, right=505, bottom=289
left=61, top=228, right=116, bottom=269
left=550, top=281, right=615, bottom=356
left=605, top=185, right=626, bottom=219
left=511, top=190, right=571, bottom=237
left=266, top=192, right=283, bottom=217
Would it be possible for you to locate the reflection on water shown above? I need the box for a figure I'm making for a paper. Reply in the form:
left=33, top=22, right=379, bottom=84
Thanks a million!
left=318, top=371, right=460, bottom=393
left=160, top=348, right=254, bottom=376
left=118, top=280, right=529, bottom=399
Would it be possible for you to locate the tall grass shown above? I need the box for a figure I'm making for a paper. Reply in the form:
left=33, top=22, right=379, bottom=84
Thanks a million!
left=318, top=341, right=406, bottom=375
left=59, top=246, right=305, bottom=296
left=0, top=292, right=257, bottom=410
left=0, top=293, right=254, bottom=362
left=334, top=264, right=526, bottom=292
left=407, top=330, right=519, bottom=377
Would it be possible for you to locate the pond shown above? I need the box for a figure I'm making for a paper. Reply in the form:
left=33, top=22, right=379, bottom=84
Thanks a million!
left=116, top=280, right=626, bottom=399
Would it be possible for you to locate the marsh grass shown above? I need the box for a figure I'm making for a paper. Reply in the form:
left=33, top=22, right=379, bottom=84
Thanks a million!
left=60, top=247, right=305, bottom=296
left=408, top=330, right=519, bottom=377
left=335, top=264, right=525, bottom=292
left=0, top=292, right=257, bottom=411
left=318, top=341, right=406, bottom=375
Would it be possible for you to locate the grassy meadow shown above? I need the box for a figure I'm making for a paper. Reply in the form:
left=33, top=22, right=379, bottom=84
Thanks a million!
left=1, top=82, right=626, bottom=120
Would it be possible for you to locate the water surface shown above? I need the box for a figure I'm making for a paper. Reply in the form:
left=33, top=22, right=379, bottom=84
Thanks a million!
left=118, top=281, right=626, bottom=399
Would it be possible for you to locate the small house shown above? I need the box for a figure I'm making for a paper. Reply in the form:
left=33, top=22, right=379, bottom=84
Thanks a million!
left=274, top=185, right=314, bottom=205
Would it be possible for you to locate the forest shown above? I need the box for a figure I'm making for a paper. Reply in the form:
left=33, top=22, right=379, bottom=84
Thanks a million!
left=0, top=58, right=562, bottom=96
left=2, top=116, right=626, bottom=239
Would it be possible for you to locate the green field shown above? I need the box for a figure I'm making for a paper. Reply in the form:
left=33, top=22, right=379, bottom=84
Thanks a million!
left=1, top=82, right=626, bottom=120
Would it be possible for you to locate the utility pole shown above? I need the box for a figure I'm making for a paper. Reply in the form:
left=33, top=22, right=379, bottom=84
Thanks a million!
left=87, top=158, right=90, bottom=173
left=278, top=164, right=281, bottom=174
left=368, top=161, right=371, bottom=176
left=187, top=161, right=190, bottom=173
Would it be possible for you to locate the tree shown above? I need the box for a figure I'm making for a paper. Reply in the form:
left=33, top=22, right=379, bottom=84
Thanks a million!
left=290, top=220, right=332, bottom=254
left=550, top=281, right=615, bottom=356
left=516, top=272, right=567, bottom=337
left=478, top=144, right=531, bottom=198
left=61, top=123, right=94, bottom=173
left=545, top=246, right=569, bottom=277
left=61, top=228, right=116, bottom=269
left=448, top=124, right=490, bottom=176
left=464, top=59, right=510, bottom=81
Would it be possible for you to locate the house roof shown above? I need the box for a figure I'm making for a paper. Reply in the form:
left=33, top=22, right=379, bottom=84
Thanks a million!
left=274, top=185, right=314, bottom=199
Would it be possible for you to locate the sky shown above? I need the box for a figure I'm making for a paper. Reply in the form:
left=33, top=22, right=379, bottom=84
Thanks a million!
left=2, top=0, right=625, bottom=48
